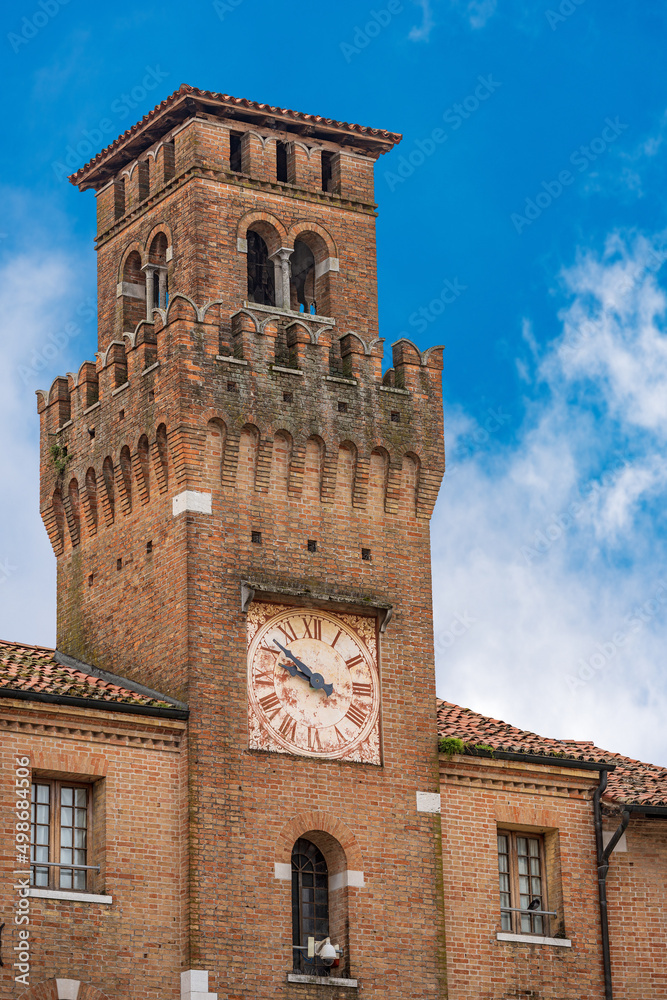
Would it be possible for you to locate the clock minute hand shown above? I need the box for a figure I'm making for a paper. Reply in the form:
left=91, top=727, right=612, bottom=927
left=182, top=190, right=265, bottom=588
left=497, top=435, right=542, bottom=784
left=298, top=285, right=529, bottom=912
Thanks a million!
left=273, top=639, right=334, bottom=698
left=273, top=639, right=313, bottom=679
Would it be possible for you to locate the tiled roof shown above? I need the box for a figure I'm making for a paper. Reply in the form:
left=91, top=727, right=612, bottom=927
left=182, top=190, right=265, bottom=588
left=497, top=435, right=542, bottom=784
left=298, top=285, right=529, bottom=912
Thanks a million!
left=69, top=84, right=402, bottom=188
left=437, top=700, right=667, bottom=808
left=0, top=640, right=178, bottom=710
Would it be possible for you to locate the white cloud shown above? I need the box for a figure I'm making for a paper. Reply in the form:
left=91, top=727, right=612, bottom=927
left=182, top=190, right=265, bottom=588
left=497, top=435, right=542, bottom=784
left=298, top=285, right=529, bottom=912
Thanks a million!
left=0, top=222, right=94, bottom=647
left=409, top=0, right=435, bottom=41
left=432, top=233, right=667, bottom=766
left=465, top=0, right=497, bottom=29
left=409, top=0, right=497, bottom=40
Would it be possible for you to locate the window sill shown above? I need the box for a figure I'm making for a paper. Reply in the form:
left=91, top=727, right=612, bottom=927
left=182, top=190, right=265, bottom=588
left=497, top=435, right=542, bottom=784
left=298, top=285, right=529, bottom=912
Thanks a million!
left=241, top=301, right=336, bottom=326
left=497, top=932, right=571, bottom=948
left=28, top=888, right=112, bottom=905
left=288, top=974, right=358, bottom=987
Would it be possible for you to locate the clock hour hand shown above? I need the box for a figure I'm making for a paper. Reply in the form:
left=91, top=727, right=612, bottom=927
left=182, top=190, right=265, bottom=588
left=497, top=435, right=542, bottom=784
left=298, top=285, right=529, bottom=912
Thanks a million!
left=273, top=639, right=334, bottom=698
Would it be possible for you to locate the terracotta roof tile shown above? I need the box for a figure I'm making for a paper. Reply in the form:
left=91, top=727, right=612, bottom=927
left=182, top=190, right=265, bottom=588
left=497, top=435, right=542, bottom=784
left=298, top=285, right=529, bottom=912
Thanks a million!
left=0, top=639, right=176, bottom=710
left=437, top=700, right=667, bottom=808
left=69, top=84, right=402, bottom=187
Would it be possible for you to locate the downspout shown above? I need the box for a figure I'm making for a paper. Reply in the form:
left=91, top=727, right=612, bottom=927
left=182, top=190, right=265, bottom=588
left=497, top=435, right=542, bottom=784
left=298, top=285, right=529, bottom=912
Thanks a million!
left=593, top=769, right=630, bottom=1000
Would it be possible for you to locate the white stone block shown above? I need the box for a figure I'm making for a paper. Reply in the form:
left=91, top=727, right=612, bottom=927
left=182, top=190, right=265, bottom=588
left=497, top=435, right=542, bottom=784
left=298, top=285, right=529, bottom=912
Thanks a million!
left=237, top=237, right=248, bottom=253
left=329, top=869, right=365, bottom=891
left=603, top=830, right=628, bottom=853
left=274, top=862, right=292, bottom=880
left=172, top=491, right=212, bottom=516
left=181, top=970, right=217, bottom=1000
left=315, top=256, right=339, bottom=278
left=182, top=971, right=209, bottom=993
left=416, top=791, right=441, bottom=813
left=56, top=981, right=80, bottom=1000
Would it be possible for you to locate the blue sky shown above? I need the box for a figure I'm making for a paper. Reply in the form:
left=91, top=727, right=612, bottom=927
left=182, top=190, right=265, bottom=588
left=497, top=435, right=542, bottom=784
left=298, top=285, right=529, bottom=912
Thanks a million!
left=2, top=0, right=667, bottom=763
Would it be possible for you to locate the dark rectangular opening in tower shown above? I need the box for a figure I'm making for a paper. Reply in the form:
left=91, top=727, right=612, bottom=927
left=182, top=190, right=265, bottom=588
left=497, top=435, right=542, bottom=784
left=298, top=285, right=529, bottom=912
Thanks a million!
left=230, top=132, right=243, bottom=173
left=277, top=141, right=290, bottom=183
left=321, top=151, right=334, bottom=193
left=138, top=161, right=149, bottom=202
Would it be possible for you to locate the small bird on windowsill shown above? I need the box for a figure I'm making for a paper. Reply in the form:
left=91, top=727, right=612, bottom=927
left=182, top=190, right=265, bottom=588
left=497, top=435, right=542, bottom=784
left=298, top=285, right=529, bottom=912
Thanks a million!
left=527, top=899, right=541, bottom=911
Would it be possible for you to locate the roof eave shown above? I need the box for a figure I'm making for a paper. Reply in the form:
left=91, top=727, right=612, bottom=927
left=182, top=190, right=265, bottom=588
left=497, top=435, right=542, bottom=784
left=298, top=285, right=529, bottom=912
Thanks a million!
left=69, top=88, right=401, bottom=191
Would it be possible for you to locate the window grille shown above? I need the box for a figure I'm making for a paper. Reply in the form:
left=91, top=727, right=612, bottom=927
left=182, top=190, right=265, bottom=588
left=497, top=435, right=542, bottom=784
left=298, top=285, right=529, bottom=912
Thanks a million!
left=292, top=838, right=329, bottom=974
left=31, top=781, right=95, bottom=891
left=498, top=830, right=551, bottom=935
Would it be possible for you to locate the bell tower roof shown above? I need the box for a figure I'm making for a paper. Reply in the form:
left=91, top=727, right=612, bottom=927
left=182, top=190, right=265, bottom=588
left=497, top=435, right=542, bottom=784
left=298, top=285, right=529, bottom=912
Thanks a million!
left=69, top=83, right=403, bottom=192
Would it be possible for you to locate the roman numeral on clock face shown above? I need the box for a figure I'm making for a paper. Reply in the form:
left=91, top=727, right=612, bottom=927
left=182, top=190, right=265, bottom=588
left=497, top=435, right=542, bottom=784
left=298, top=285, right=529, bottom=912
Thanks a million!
left=278, top=714, right=297, bottom=742
left=352, top=682, right=372, bottom=698
left=259, top=692, right=282, bottom=720
left=308, top=727, right=322, bottom=751
left=346, top=654, right=364, bottom=669
left=254, top=667, right=275, bottom=686
left=346, top=704, right=367, bottom=729
left=276, top=620, right=298, bottom=643
left=302, top=616, right=322, bottom=640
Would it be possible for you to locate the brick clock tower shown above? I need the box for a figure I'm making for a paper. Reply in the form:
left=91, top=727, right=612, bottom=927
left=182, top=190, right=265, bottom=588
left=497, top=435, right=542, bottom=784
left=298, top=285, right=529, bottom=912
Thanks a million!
left=37, top=86, right=447, bottom=999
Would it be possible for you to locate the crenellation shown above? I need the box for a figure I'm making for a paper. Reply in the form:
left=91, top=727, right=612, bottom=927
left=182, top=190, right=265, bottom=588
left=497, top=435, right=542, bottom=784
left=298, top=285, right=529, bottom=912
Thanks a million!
left=38, top=294, right=445, bottom=551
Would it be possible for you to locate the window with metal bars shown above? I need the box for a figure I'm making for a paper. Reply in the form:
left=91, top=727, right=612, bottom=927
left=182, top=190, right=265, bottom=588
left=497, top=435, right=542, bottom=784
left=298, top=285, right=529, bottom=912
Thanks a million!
left=31, top=781, right=90, bottom=891
left=497, top=830, right=549, bottom=935
left=291, top=838, right=330, bottom=974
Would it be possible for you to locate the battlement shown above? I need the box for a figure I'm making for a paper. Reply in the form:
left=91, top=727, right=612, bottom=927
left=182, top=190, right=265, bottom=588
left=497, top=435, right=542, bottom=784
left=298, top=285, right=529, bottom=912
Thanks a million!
left=37, top=292, right=445, bottom=558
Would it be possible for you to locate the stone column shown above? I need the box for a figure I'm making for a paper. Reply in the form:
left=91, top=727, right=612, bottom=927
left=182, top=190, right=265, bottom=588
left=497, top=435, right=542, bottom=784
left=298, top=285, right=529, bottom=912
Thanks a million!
left=157, top=265, right=168, bottom=308
left=269, top=247, right=293, bottom=310
left=142, top=263, right=157, bottom=319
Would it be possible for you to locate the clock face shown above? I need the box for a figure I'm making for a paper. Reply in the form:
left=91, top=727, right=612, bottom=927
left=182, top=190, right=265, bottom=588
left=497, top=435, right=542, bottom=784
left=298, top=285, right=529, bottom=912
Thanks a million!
left=247, top=603, right=381, bottom=764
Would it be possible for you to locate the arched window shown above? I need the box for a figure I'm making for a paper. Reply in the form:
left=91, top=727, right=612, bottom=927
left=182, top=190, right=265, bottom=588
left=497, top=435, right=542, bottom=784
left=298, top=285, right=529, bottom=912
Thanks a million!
left=148, top=233, right=169, bottom=309
left=121, top=251, right=145, bottom=330
left=291, top=838, right=329, bottom=975
left=247, top=230, right=275, bottom=306
left=290, top=239, right=316, bottom=314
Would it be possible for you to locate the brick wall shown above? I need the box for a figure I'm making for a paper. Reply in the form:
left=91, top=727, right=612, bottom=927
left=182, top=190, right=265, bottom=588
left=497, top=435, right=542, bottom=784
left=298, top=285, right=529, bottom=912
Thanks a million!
left=605, top=813, right=667, bottom=998
left=0, top=699, right=187, bottom=1000
left=440, top=755, right=606, bottom=1000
